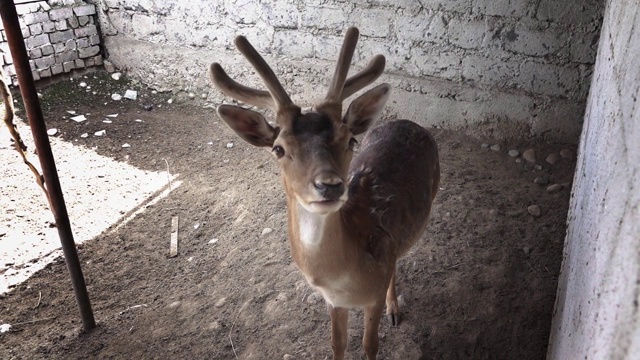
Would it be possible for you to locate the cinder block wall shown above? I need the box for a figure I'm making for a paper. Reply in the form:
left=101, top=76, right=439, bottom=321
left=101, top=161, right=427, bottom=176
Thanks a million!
left=0, top=0, right=102, bottom=85
left=547, top=0, right=640, bottom=358
left=93, top=0, right=603, bottom=142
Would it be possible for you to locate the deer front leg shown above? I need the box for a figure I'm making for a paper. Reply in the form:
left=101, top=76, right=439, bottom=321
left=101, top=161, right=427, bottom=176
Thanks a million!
left=363, top=300, right=385, bottom=359
left=385, top=266, right=400, bottom=326
left=329, top=305, right=349, bottom=360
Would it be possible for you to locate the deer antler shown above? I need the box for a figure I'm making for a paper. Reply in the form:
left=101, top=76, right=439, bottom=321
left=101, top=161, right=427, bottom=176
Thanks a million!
left=209, top=36, right=294, bottom=112
left=211, top=27, right=386, bottom=119
left=234, top=36, right=294, bottom=109
left=209, top=63, right=274, bottom=109
left=317, top=28, right=386, bottom=118
left=342, top=54, right=386, bottom=100
left=325, top=27, right=360, bottom=103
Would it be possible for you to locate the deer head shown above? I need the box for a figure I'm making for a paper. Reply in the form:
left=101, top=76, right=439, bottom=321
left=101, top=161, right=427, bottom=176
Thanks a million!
left=209, top=27, right=389, bottom=215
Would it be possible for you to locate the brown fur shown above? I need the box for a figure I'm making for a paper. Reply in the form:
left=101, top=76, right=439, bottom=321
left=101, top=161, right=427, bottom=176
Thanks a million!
left=209, top=27, right=440, bottom=360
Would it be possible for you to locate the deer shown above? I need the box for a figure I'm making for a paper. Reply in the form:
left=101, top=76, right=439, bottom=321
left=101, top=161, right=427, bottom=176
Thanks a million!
left=208, top=27, right=440, bottom=360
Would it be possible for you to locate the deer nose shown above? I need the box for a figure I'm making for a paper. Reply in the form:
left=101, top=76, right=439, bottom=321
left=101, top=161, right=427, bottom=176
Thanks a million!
left=313, top=176, right=345, bottom=200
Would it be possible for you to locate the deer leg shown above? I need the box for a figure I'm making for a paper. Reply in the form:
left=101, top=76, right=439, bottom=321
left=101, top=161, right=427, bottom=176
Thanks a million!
left=363, top=300, right=385, bottom=359
left=385, top=266, right=401, bottom=326
left=329, top=305, right=349, bottom=360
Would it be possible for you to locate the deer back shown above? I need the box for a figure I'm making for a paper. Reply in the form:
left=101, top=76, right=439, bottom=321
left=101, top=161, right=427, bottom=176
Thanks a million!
left=344, top=120, right=440, bottom=259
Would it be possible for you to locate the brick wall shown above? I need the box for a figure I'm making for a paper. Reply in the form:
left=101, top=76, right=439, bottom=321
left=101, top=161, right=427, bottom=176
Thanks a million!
left=92, top=0, right=604, bottom=141
left=0, top=0, right=102, bottom=85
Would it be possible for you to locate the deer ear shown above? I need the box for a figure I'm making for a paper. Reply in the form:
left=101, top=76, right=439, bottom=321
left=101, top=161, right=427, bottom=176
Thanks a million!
left=217, top=105, right=277, bottom=147
left=343, top=83, right=391, bottom=135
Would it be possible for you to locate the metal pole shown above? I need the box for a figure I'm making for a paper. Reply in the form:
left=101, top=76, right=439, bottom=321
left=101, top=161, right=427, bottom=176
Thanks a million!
left=0, top=1, right=96, bottom=331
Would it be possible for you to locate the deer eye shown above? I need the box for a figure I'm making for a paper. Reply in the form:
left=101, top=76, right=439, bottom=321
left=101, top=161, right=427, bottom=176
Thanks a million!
left=272, top=145, right=285, bottom=158
left=348, top=137, right=358, bottom=150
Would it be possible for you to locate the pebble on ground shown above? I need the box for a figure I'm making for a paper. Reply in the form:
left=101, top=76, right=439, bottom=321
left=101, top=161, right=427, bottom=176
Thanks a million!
left=527, top=205, right=542, bottom=218
left=523, top=149, right=536, bottom=163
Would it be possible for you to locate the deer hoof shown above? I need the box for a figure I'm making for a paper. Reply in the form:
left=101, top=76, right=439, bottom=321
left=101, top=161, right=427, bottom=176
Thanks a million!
left=387, top=312, right=401, bottom=326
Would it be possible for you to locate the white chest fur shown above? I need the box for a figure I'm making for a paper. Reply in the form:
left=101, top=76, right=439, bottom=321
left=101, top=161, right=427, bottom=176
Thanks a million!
left=297, top=205, right=327, bottom=248
left=295, top=205, right=366, bottom=308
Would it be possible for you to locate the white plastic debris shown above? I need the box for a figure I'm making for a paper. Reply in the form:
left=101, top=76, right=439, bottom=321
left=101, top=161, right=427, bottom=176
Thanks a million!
left=122, top=143, right=131, bottom=148
left=111, top=93, right=122, bottom=101
left=111, top=72, right=122, bottom=80
left=226, top=142, right=234, bottom=148
left=70, top=115, right=87, bottom=122
left=80, top=133, right=88, bottom=138
left=106, top=114, right=118, bottom=118
left=134, top=119, right=143, bottom=122
left=79, top=82, right=87, bottom=87
left=124, top=90, right=137, bottom=100
left=103, top=120, right=112, bottom=124
left=194, top=222, right=200, bottom=230
left=47, top=128, right=58, bottom=136
left=117, top=304, right=148, bottom=316
left=0, top=324, right=11, bottom=333
left=209, top=238, right=218, bottom=244
left=94, top=130, right=106, bottom=136
left=66, top=110, right=76, bottom=115
left=167, top=98, right=173, bottom=104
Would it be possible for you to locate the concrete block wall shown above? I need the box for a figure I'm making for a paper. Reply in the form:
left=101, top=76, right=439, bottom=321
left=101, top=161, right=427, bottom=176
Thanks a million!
left=0, top=0, right=103, bottom=85
left=92, top=0, right=603, bottom=141
left=547, top=0, right=640, bottom=358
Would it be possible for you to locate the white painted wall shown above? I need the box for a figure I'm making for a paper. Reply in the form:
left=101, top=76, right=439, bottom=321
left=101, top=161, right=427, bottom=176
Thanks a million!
left=547, top=0, right=640, bottom=358
left=91, top=0, right=604, bottom=141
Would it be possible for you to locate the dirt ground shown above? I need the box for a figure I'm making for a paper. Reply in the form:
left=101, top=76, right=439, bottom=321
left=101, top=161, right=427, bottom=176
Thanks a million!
left=0, top=71, right=576, bottom=359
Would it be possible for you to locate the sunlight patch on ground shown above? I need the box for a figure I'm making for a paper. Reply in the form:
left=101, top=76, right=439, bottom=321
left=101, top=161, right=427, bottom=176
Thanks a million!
left=0, top=122, right=181, bottom=294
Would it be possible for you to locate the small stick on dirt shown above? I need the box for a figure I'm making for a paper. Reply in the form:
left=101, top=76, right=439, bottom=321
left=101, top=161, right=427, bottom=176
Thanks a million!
left=229, top=308, right=242, bottom=359
left=526, top=261, right=537, bottom=273
left=163, top=158, right=173, bottom=191
left=444, top=263, right=463, bottom=270
left=12, top=317, right=56, bottom=326
left=229, top=329, right=238, bottom=359
left=33, top=291, right=42, bottom=309
left=229, top=300, right=251, bottom=359
left=169, top=216, right=179, bottom=257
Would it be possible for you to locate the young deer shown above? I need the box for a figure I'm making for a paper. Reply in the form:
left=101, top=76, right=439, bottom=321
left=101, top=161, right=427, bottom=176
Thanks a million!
left=209, top=27, right=440, bottom=359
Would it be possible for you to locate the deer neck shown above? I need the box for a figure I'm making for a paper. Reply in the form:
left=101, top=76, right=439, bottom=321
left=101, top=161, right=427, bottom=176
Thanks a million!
left=286, top=199, right=356, bottom=287
left=284, top=175, right=375, bottom=256
left=290, top=201, right=344, bottom=250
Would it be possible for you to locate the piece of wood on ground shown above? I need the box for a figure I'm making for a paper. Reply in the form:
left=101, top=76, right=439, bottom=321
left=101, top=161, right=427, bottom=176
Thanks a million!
left=169, top=216, right=179, bottom=257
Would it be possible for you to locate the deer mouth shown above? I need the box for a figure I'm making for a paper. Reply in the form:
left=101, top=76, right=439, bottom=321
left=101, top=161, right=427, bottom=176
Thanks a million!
left=302, top=197, right=346, bottom=214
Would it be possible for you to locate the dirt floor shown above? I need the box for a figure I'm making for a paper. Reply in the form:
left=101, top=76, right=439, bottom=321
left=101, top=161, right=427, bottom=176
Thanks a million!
left=0, top=71, right=577, bottom=359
